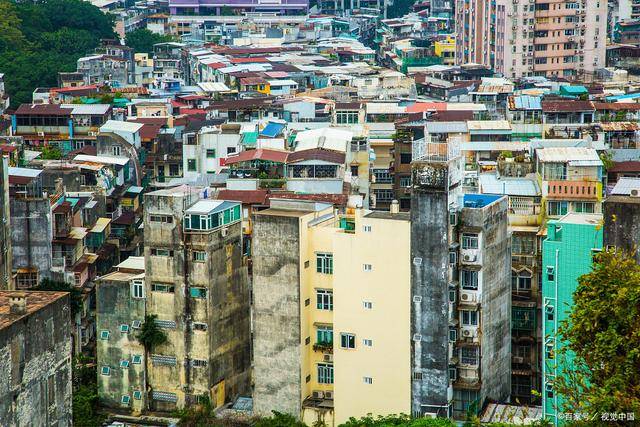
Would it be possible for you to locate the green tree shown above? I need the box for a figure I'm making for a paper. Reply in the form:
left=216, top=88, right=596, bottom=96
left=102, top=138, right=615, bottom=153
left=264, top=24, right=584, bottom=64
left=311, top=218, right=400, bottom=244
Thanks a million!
left=40, top=145, right=63, bottom=160
left=137, top=314, right=168, bottom=351
left=72, top=355, right=104, bottom=426
left=554, top=249, right=640, bottom=416
left=125, top=28, right=174, bottom=54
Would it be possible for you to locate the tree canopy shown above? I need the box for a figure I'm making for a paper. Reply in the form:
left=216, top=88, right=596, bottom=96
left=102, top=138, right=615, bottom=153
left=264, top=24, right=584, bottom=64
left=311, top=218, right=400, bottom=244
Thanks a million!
left=555, top=249, right=640, bottom=416
left=36, top=278, right=82, bottom=316
left=125, top=28, right=174, bottom=54
left=137, top=314, right=168, bottom=351
left=0, top=0, right=115, bottom=107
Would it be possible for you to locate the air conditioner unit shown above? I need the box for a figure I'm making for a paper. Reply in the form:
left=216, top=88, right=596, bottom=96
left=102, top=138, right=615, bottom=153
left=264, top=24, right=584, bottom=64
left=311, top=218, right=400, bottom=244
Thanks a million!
left=323, top=354, right=333, bottom=362
left=463, top=253, right=477, bottom=262
left=512, top=356, right=524, bottom=364
left=324, top=391, right=334, bottom=400
left=460, top=291, right=477, bottom=303
left=311, top=390, right=324, bottom=399
left=462, top=329, right=472, bottom=337
left=38, top=131, right=45, bottom=137
left=221, top=228, right=228, bottom=237
left=631, top=188, right=640, bottom=197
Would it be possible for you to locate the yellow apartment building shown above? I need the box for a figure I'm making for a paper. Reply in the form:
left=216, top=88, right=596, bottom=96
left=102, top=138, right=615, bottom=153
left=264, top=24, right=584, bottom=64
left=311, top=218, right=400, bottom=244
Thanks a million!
left=253, top=198, right=411, bottom=425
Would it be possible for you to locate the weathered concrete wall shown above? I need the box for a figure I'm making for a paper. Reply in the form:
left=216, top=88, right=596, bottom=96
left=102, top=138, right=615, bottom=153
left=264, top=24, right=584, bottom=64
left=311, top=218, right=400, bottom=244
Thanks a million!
left=0, top=294, right=72, bottom=426
left=96, top=278, right=146, bottom=411
left=410, top=161, right=450, bottom=416
left=10, top=198, right=53, bottom=282
left=461, top=197, right=511, bottom=406
left=604, top=197, right=640, bottom=262
left=0, top=157, right=11, bottom=289
left=252, top=213, right=302, bottom=417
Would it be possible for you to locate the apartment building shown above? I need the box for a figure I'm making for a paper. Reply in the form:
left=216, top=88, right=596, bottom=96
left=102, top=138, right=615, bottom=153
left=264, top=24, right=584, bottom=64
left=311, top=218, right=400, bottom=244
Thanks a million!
left=456, top=0, right=607, bottom=79
left=143, top=186, right=251, bottom=410
left=410, top=138, right=511, bottom=418
left=252, top=198, right=411, bottom=425
left=604, top=178, right=640, bottom=262
left=0, top=291, right=72, bottom=427
left=0, top=156, right=11, bottom=289
left=96, top=257, right=147, bottom=413
left=536, top=147, right=603, bottom=219
left=541, top=213, right=603, bottom=424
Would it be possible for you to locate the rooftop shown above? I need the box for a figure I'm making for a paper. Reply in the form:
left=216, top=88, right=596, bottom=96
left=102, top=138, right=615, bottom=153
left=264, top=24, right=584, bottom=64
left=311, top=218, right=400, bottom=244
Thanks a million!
left=536, top=147, right=601, bottom=164
left=185, top=199, right=238, bottom=215
left=554, top=212, right=603, bottom=226
left=462, top=193, right=503, bottom=209
left=364, top=211, right=411, bottom=221
left=0, top=291, right=68, bottom=330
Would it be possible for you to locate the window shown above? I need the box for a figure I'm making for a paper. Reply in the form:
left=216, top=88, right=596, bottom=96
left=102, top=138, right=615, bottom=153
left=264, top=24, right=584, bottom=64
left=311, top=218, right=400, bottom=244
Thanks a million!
left=546, top=266, right=555, bottom=282
left=340, top=333, right=356, bottom=349
left=460, top=270, right=478, bottom=290
left=317, top=363, right=334, bottom=384
left=150, top=215, right=173, bottom=223
left=461, top=310, right=478, bottom=326
left=449, top=251, right=457, bottom=264
left=449, top=290, right=456, bottom=303
left=511, top=234, right=535, bottom=255
left=400, top=176, right=412, bottom=188
left=113, top=146, right=122, bottom=156
left=132, top=280, right=144, bottom=299
left=317, top=326, right=333, bottom=344
left=548, top=201, right=568, bottom=216
left=187, top=159, right=197, bottom=171
left=101, top=366, right=110, bottom=376
left=152, top=283, right=175, bottom=293
left=574, top=201, right=594, bottom=213
left=460, top=347, right=479, bottom=365
left=132, top=355, right=142, bottom=364
left=316, top=289, right=333, bottom=310
left=132, top=320, right=141, bottom=329
left=100, top=330, right=110, bottom=340
left=544, top=163, right=567, bottom=180
left=120, top=360, right=130, bottom=368
left=133, top=390, right=142, bottom=400
left=462, top=233, right=479, bottom=249
left=193, top=322, right=208, bottom=331
left=192, top=359, right=208, bottom=367
left=151, top=248, right=173, bottom=257
left=449, top=367, right=457, bottom=381
left=120, top=324, right=130, bottom=333
left=206, top=149, right=216, bottom=158
left=193, top=251, right=206, bottom=262
left=190, top=287, right=207, bottom=299
left=372, top=168, right=392, bottom=183
left=546, top=305, right=555, bottom=321
left=227, top=147, right=236, bottom=155
left=400, top=153, right=412, bottom=164
left=374, top=189, right=394, bottom=202
left=121, top=395, right=130, bottom=405
left=363, top=376, right=373, bottom=384
left=363, top=338, right=373, bottom=347
left=449, top=328, right=457, bottom=342
left=363, top=225, right=372, bottom=232
left=316, top=253, right=333, bottom=274
left=363, top=301, right=373, bottom=309
left=363, top=264, right=372, bottom=272
left=516, top=271, right=532, bottom=291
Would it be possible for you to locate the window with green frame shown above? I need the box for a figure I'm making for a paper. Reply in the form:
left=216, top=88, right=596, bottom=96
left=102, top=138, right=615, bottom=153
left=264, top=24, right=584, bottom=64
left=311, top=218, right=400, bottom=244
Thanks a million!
left=316, top=253, right=333, bottom=274
left=190, top=287, right=207, bottom=298
left=206, top=149, right=216, bottom=158
left=316, top=326, right=333, bottom=344
left=187, top=159, right=197, bottom=171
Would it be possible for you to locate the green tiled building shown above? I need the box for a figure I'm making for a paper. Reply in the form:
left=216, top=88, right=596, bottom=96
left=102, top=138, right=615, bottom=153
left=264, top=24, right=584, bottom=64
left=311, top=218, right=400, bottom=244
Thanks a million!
left=541, top=213, right=603, bottom=425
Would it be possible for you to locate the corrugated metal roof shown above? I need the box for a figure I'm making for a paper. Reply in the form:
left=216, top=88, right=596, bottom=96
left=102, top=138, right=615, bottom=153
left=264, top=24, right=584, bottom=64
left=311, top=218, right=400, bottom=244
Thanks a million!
left=100, top=120, right=143, bottom=134
left=425, top=121, right=467, bottom=134
left=479, top=174, right=540, bottom=197
left=8, top=167, right=42, bottom=178
left=467, top=120, right=511, bottom=131
left=260, top=122, right=286, bottom=138
left=74, top=154, right=129, bottom=166
left=510, top=95, right=542, bottom=110
left=536, top=147, right=601, bottom=163
left=186, top=200, right=238, bottom=215
left=611, top=177, right=640, bottom=195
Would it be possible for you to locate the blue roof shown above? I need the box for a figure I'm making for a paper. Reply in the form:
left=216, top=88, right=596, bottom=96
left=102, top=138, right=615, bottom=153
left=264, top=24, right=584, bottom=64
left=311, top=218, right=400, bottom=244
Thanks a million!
left=560, top=85, right=587, bottom=95
left=462, top=193, right=502, bottom=209
left=513, top=95, right=541, bottom=110
left=260, top=122, right=285, bottom=138
left=605, top=92, right=640, bottom=102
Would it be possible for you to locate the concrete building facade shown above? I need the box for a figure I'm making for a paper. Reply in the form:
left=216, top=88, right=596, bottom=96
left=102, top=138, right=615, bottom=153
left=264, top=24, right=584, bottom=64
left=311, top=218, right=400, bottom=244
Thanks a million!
left=143, top=187, right=251, bottom=411
left=252, top=199, right=412, bottom=424
left=410, top=138, right=511, bottom=418
left=0, top=291, right=72, bottom=427
left=455, top=0, right=607, bottom=80
left=96, top=257, right=147, bottom=412
left=0, top=156, right=11, bottom=289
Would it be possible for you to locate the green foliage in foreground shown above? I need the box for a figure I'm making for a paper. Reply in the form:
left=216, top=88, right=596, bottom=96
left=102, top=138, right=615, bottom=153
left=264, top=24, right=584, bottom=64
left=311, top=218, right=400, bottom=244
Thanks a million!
left=125, top=28, right=175, bottom=54
left=0, top=0, right=115, bottom=107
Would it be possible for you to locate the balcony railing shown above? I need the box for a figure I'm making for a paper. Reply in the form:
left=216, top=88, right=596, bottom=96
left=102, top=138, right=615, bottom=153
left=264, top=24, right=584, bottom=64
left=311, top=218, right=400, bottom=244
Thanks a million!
left=547, top=180, right=599, bottom=200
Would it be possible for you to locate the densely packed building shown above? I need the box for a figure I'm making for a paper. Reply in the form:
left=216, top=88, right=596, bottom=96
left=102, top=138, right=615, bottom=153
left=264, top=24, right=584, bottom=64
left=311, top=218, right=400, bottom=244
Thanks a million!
left=3, top=0, right=640, bottom=425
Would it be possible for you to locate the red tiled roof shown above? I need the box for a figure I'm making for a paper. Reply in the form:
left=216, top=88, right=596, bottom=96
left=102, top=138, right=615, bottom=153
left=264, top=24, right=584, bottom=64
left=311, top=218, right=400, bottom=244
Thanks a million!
left=240, top=77, right=268, bottom=86
left=225, top=148, right=289, bottom=165
left=112, top=211, right=136, bottom=225
left=287, top=148, right=345, bottom=164
left=541, top=100, right=594, bottom=113
left=68, top=145, right=97, bottom=157
left=216, top=189, right=268, bottom=205
left=139, top=123, right=163, bottom=140
left=179, top=108, right=208, bottom=116
left=15, top=104, right=71, bottom=116
left=593, top=102, right=640, bottom=111
left=230, top=57, right=269, bottom=64
left=50, top=85, right=99, bottom=94
left=610, top=161, right=640, bottom=173
left=406, top=102, right=447, bottom=113
left=205, top=62, right=226, bottom=69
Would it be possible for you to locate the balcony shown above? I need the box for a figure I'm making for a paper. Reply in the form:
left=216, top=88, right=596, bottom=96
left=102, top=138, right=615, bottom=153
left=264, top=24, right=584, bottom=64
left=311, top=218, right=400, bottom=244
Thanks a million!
left=546, top=180, right=599, bottom=200
left=312, top=341, right=333, bottom=353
